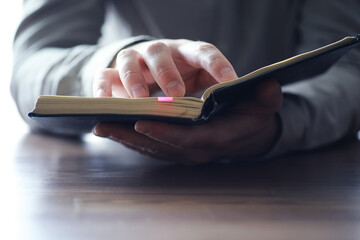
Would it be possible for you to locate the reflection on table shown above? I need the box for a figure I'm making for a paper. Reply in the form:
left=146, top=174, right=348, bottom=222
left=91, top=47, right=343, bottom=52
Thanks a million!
left=3, top=131, right=360, bottom=240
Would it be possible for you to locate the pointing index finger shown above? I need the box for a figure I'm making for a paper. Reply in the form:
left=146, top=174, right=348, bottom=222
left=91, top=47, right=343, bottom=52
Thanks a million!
left=142, top=42, right=186, bottom=97
left=178, top=41, right=237, bottom=82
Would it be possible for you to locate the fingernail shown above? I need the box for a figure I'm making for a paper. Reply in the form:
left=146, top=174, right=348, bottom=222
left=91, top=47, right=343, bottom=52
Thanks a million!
left=220, top=67, right=236, bottom=81
left=131, top=84, right=147, bottom=98
left=96, top=89, right=106, bottom=97
left=166, top=81, right=184, bottom=97
left=135, top=121, right=151, bottom=135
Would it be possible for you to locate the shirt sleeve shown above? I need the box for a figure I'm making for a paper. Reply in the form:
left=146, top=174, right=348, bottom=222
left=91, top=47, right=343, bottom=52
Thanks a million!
left=11, top=0, right=152, bottom=131
left=266, top=0, right=360, bottom=158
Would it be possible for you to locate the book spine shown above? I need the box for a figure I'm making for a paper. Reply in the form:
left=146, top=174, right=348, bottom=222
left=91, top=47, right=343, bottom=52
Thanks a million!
left=198, top=94, right=218, bottom=121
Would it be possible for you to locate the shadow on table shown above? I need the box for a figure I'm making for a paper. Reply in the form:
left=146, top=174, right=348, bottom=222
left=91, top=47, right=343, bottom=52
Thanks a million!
left=14, top=131, right=360, bottom=198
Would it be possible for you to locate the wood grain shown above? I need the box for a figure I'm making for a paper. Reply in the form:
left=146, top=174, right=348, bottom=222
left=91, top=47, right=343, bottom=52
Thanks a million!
left=3, top=132, right=360, bottom=240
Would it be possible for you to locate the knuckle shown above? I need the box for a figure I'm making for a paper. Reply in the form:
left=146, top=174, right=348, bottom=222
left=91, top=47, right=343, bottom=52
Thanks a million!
left=206, top=54, right=223, bottom=71
left=117, top=48, right=137, bottom=59
left=145, top=42, right=168, bottom=56
left=194, top=42, right=223, bottom=71
left=156, top=67, right=174, bottom=80
left=196, top=42, right=216, bottom=53
left=121, top=69, right=139, bottom=83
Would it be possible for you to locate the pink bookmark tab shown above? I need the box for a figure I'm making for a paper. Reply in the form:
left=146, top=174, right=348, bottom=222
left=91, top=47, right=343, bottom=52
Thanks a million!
left=157, top=97, right=173, bottom=102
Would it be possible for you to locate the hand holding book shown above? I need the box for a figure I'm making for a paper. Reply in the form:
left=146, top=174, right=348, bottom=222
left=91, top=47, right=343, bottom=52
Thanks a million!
left=94, top=78, right=282, bottom=164
left=92, top=39, right=282, bottom=164
left=94, top=39, right=238, bottom=98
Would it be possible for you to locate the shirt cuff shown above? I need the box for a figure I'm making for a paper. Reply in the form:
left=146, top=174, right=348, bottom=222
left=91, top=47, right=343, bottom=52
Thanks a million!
left=81, top=35, right=155, bottom=97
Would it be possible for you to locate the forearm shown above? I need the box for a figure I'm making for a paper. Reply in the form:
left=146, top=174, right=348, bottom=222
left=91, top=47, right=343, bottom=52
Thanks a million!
left=262, top=0, right=360, bottom=158
left=269, top=64, right=360, bottom=157
left=11, top=0, right=152, bottom=133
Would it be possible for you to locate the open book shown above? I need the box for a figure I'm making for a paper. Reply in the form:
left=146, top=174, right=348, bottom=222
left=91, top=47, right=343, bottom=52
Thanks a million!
left=29, top=35, right=360, bottom=134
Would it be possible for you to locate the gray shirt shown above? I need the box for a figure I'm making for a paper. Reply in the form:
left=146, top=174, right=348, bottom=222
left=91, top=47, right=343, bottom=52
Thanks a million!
left=11, top=0, right=360, bottom=158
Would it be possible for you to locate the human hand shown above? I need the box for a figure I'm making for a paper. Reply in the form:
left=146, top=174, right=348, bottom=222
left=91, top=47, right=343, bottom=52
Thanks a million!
left=93, top=79, right=282, bottom=164
left=93, top=39, right=237, bottom=98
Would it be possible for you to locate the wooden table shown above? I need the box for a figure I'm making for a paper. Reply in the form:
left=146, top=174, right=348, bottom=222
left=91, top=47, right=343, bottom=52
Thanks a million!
left=3, top=130, right=360, bottom=240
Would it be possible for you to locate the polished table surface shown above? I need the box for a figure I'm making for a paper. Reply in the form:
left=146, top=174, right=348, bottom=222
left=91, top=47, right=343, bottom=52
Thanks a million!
left=3, top=129, right=360, bottom=240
